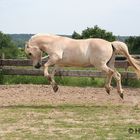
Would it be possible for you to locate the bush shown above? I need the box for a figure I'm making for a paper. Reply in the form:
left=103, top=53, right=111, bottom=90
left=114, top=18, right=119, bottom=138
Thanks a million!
left=125, top=36, right=140, bottom=54
left=72, top=25, right=116, bottom=41
left=0, top=31, right=19, bottom=59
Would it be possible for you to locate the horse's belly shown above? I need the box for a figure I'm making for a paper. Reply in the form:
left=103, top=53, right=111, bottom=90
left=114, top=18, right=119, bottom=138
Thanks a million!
left=58, top=61, right=90, bottom=67
left=57, top=55, right=90, bottom=67
left=56, top=45, right=91, bottom=66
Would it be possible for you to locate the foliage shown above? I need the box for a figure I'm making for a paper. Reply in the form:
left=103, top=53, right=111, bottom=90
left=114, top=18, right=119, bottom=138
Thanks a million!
left=72, top=25, right=116, bottom=41
left=125, top=36, right=140, bottom=54
left=18, top=48, right=27, bottom=59
left=0, top=31, right=19, bottom=59
left=72, top=31, right=82, bottom=39
left=9, top=34, right=33, bottom=48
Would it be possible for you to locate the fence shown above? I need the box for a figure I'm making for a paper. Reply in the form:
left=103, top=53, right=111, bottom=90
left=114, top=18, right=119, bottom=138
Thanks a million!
left=0, top=56, right=139, bottom=79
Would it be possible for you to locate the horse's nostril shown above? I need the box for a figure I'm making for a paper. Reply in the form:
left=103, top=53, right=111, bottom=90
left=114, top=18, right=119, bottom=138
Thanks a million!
left=34, top=63, right=41, bottom=69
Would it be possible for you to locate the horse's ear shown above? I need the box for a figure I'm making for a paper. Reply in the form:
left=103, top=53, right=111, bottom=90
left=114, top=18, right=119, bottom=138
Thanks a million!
left=25, top=42, right=29, bottom=48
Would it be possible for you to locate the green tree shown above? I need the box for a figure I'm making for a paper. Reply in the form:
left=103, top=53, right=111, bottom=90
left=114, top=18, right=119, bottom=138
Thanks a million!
left=0, top=31, right=18, bottom=59
left=72, top=31, right=82, bottom=39
left=72, top=25, right=116, bottom=41
left=125, top=36, right=140, bottom=54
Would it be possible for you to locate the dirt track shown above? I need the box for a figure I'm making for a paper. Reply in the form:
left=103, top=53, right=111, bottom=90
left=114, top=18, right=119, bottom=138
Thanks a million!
left=0, top=84, right=140, bottom=107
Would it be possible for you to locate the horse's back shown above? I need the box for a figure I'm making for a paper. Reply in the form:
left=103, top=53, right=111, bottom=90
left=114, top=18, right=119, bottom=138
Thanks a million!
left=57, top=37, right=113, bottom=67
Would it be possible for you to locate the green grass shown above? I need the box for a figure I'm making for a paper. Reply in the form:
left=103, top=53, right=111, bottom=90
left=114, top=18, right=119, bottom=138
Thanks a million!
left=0, top=104, right=140, bottom=140
left=2, top=75, right=49, bottom=85
left=1, top=74, right=140, bottom=88
left=1, top=75, right=105, bottom=87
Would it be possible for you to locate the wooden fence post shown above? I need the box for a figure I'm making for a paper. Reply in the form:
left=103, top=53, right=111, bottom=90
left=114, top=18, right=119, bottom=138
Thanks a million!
left=0, top=58, right=3, bottom=84
left=2, top=53, right=5, bottom=60
left=123, top=61, right=129, bottom=85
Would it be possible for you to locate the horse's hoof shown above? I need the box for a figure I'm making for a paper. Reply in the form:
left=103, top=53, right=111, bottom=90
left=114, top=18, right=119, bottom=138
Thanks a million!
left=105, top=86, right=113, bottom=95
left=119, top=93, right=124, bottom=99
left=105, top=88, right=110, bottom=95
left=53, top=85, right=59, bottom=92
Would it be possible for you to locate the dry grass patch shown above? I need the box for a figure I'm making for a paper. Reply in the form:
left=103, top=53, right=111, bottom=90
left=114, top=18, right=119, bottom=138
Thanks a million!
left=0, top=104, right=140, bottom=140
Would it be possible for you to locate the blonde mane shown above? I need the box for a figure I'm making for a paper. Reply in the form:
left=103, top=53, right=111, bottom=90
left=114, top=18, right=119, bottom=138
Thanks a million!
left=31, top=33, right=59, bottom=39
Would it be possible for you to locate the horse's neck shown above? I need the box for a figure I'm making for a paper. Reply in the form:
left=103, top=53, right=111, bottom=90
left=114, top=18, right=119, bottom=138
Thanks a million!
left=37, top=39, right=53, bottom=54
left=33, top=35, right=59, bottom=54
left=37, top=43, right=48, bottom=53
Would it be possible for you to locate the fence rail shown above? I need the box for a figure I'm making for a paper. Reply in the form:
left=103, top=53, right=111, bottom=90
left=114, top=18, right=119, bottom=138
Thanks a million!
left=0, top=58, right=138, bottom=79
left=0, top=59, right=129, bottom=67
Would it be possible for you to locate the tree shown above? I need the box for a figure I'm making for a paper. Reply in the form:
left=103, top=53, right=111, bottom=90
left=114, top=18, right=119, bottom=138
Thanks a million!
left=72, top=25, right=116, bottom=41
left=0, top=32, right=19, bottom=59
left=125, top=36, right=140, bottom=54
left=72, top=31, right=82, bottom=39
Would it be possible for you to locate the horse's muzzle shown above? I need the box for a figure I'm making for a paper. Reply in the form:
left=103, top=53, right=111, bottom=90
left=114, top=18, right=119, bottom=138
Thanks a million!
left=34, top=62, right=41, bottom=69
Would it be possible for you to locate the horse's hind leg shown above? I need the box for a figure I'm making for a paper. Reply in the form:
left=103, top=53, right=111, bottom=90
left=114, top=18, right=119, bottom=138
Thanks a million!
left=105, top=71, right=114, bottom=94
left=113, top=70, right=124, bottom=99
left=105, top=51, right=116, bottom=94
left=99, top=65, right=114, bottom=94
left=99, top=65, right=124, bottom=99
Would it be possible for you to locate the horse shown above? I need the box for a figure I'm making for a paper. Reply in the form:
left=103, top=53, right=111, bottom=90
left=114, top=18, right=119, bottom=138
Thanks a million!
left=25, top=33, right=140, bottom=99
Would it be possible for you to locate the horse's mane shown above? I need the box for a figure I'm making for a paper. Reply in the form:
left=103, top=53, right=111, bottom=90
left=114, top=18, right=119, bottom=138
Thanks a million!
left=31, top=33, right=59, bottom=40
left=29, top=33, right=61, bottom=45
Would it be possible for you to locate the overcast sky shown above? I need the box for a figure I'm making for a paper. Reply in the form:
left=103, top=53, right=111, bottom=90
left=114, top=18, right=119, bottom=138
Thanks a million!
left=0, top=0, right=140, bottom=35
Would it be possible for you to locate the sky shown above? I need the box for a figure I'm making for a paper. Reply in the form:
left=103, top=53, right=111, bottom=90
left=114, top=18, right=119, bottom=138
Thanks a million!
left=0, top=0, right=140, bottom=36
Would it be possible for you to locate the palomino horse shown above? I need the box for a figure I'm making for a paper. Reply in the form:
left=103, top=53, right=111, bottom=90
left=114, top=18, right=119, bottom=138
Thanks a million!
left=25, top=34, right=140, bottom=99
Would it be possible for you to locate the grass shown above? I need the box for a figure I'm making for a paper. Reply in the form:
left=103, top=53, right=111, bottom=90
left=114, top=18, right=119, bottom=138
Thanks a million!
left=1, top=74, right=140, bottom=88
left=0, top=104, right=140, bottom=140
left=1, top=75, right=105, bottom=87
left=2, top=75, right=49, bottom=85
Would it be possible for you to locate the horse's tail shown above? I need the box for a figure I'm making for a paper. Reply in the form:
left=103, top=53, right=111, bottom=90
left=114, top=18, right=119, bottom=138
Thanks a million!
left=112, top=41, right=140, bottom=78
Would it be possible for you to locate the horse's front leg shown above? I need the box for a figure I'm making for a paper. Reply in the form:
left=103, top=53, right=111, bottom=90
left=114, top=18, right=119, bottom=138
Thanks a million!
left=50, top=65, right=59, bottom=92
left=44, top=55, right=60, bottom=92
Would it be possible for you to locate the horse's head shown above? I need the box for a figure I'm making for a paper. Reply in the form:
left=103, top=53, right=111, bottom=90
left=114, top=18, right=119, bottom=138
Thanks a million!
left=25, top=42, right=42, bottom=69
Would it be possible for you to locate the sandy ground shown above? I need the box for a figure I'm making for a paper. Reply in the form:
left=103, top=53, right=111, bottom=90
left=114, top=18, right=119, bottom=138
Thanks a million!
left=0, top=84, right=140, bottom=107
